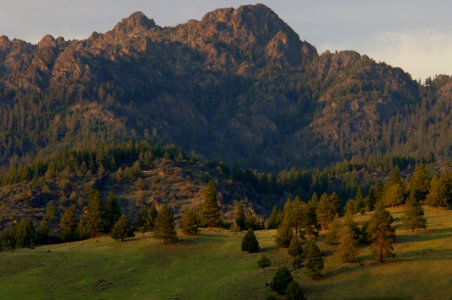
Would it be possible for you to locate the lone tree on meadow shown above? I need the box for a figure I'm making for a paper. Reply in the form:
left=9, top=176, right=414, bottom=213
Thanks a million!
left=155, top=205, right=178, bottom=244
left=366, top=202, right=396, bottom=262
left=181, top=209, right=199, bottom=235
left=402, top=196, right=427, bottom=232
left=202, top=181, right=221, bottom=227
left=270, top=267, right=293, bottom=295
left=111, top=215, right=134, bottom=242
left=86, top=189, right=103, bottom=238
left=304, top=240, right=324, bottom=279
left=241, top=228, right=260, bottom=253
left=257, top=255, right=271, bottom=271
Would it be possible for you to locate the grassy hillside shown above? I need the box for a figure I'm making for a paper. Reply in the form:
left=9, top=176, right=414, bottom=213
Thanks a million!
left=0, top=207, right=451, bottom=299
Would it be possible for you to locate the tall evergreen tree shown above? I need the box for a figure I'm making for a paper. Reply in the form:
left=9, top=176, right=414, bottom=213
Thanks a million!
left=86, top=189, right=104, bottom=238
left=37, top=219, right=49, bottom=244
left=181, top=209, right=199, bottom=235
left=366, top=202, right=396, bottom=262
left=267, top=205, right=282, bottom=229
left=45, top=200, right=57, bottom=223
left=304, top=240, right=324, bottom=279
left=383, top=183, right=405, bottom=207
left=111, top=215, right=134, bottom=241
left=201, top=181, right=221, bottom=227
left=316, top=193, right=330, bottom=229
left=402, top=196, right=427, bottom=232
left=426, top=175, right=449, bottom=208
left=275, top=219, right=293, bottom=248
left=155, top=205, right=178, bottom=244
left=409, top=162, right=431, bottom=202
left=337, top=221, right=358, bottom=263
left=14, top=219, right=36, bottom=248
left=325, top=215, right=341, bottom=245
left=137, top=203, right=158, bottom=233
left=59, top=206, right=78, bottom=242
left=235, top=202, right=246, bottom=230
left=104, top=192, right=120, bottom=232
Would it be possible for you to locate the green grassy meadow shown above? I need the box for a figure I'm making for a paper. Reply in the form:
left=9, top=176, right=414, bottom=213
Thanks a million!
left=0, top=207, right=451, bottom=299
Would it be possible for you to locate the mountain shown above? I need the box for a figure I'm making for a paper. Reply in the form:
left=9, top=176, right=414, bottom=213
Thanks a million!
left=0, top=4, right=451, bottom=171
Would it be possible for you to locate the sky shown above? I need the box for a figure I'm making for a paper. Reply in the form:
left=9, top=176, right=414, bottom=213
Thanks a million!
left=1, top=0, right=451, bottom=80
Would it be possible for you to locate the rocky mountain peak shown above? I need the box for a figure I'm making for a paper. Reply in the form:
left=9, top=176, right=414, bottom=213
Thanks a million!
left=113, top=11, right=157, bottom=35
left=38, top=34, right=57, bottom=49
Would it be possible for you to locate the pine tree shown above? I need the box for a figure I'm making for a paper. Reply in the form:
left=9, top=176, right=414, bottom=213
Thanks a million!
left=285, top=281, right=306, bottom=300
left=104, top=192, right=120, bottom=232
left=181, top=209, right=199, bottom=235
left=14, top=219, right=36, bottom=248
left=257, top=255, right=271, bottom=271
left=366, top=202, right=396, bottom=262
left=37, top=219, right=49, bottom=244
left=402, top=197, right=427, bottom=232
left=45, top=200, right=57, bottom=223
left=137, top=204, right=158, bottom=233
left=275, top=219, right=293, bottom=248
left=337, top=222, right=358, bottom=263
left=235, top=202, right=246, bottom=230
left=304, top=240, right=324, bottom=279
left=288, top=235, right=304, bottom=257
left=241, top=228, right=260, bottom=253
left=409, top=162, right=431, bottom=202
left=383, top=183, right=405, bottom=207
left=426, top=175, right=449, bottom=208
left=111, top=215, right=134, bottom=241
left=354, top=186, right=365, bottom=214
left=201, top=181, right=221, bottom=227
left=59, top=206, right=78, bottom=242
left=270, top=267, right=293, bottom=295
left=316, top=193, right=330, bottom=229
left=325, top=215, right=341, bottom=245
left=86, top=190, right=103, bottom=238
left=266, top=205, right=282, bottom=229
left=154, top=205, right=178, bottom=244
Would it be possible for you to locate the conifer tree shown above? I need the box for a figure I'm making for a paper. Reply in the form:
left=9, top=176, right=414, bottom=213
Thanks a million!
left=266, top=205, right=282, bottom=229
left=304, top=240, right=323, bottom=279
left=270, top=267, right=293, bottom=295
left=409, top=162, right=431, bottom=202
left=275, top=219, right=293, bottom=248
left=86, top=189, right=103, bottom=238
left=111, top=215, right=134, bottom=241
left=59, top=206, right=78, bottom=242
left=402, top=196, right=427, bottom=232
left=326, top=215, right=341, bottom=245
left=354, top=186, right=365, bottom=214
left=181, top=209, right=199, bottom=235
left=137, top=204, right=158, bottom=233
left=37, top=219, right=49, bottom=244
left=45, top=200, right=57, bottom=223
left=383, top=183, right=405, bottom=207
left=155, top=205, right=178, bottom=244
left=241, top=228, right=260, bottom=253
left=104, top=192, right=120, bottom=232
left=14, top=219, right=36, bottom=248
left=201, top=181, right=221, bottom=227
left=288, top=235, right=304, bottom=257
left=366, top=187, right=377, bottom=211
left=366, top=202, right=396, bottom=262
left=316, top=193, right=330, bottom=229
left=257, top=255, right=271, bottom=271
left=285, top=281, right=306, bottom=300
left=235, top=202, right=246, bottom=230
left=426, top=175, right=449, bottom=208
left=337, top=222, right=358, bottom=263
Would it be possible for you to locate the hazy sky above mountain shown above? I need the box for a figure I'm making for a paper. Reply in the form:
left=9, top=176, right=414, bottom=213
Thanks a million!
left=1, top=0, right=451, bottom=79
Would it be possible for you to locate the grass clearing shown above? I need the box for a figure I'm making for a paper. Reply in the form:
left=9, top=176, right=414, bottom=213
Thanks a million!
left=0, top=207, right=451, bottom=299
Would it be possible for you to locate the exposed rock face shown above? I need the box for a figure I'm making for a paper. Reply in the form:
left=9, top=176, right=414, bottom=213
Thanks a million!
left=0, top=4, right=448, bottom=169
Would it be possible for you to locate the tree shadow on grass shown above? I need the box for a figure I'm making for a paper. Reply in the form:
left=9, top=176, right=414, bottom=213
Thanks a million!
left=396, top=227, right=452, bottom=243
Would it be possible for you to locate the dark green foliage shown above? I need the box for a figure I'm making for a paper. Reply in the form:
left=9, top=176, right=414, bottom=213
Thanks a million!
left=86, top=190, right=103, bottom=238
left=266, top=205, right=282, bottom=229
left=241, top=228, right=260, bottom=253
left=288, top=236, right=304, bottom=257
left=408, top=163, right=431, bottom=202
left=181, top=209, right=199, bottom=235
left=137, top=204, right=158, bottom=233
left=285, top=281, right=306, bottom=300
left=45, top=200, right=58, bottom=223
left=59, top=206, right=78, bottom=242
left=235, top=202, right=246, bottom=230
left=104, top=192, right=121, bottom=232
left=202, top=181, right=221, bottom=227
left=257, top=255, right=271, bottom=271
left=337, top=222, right=358, bottom=263
left=402, top=197, right=427, bottom=232
left=367, top=202, right=396, bottom=262
left=292, top=255, right=304, bottom=270
left=111, top=215, right=134, bottom=242
left=154, top=205, right=178, bottom=244
left=37, top=219, right=49, bottom=244
left=14, top=219, right=36, bottom=248
left=270, top=267, right=293, bottom=295
left=304, top=240, right=324, bottom=279
left=275, top=220, right=293, bottom=248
